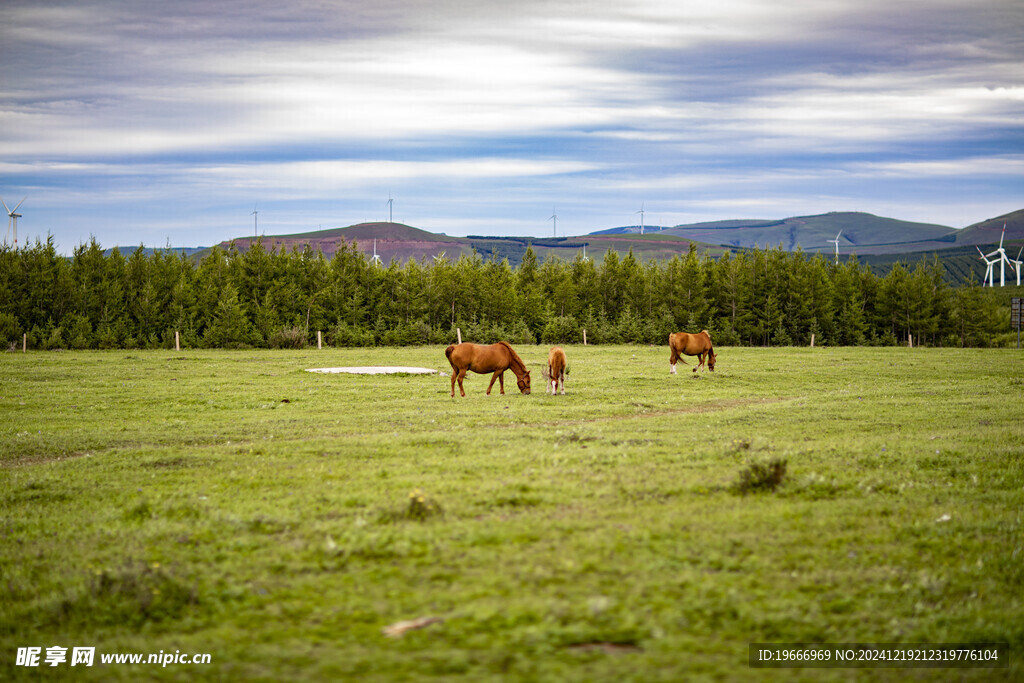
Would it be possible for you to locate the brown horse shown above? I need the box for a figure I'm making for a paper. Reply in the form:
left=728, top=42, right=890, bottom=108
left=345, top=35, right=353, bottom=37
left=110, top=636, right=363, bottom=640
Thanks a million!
left=669, top=330, right=716, bottom=374
left=445, top=341, right=531, bottom=397
left=541, top=346, right=567, bottom=395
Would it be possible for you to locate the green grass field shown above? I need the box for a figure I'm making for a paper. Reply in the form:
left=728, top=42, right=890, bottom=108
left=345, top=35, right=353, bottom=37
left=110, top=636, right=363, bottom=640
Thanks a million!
left=2, top=345, right=1022, bottom=681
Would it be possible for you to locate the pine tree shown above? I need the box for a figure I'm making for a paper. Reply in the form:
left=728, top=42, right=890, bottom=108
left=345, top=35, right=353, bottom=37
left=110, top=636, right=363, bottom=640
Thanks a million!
left=598, top=248, right=622, bottom=320
left=831, top=258, right=868, bottom=345
left=202, top=282, right=259, bottom=348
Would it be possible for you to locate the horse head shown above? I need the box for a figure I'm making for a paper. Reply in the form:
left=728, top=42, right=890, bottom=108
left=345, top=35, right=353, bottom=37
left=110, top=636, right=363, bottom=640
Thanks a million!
left=708, top=350, right=717, bottom=371
left=517, top=370, right=531, bottom=394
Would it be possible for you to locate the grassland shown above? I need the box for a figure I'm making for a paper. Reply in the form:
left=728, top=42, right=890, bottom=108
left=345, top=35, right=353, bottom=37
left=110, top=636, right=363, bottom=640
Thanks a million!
left=1, top=345, right=1022, bottom=681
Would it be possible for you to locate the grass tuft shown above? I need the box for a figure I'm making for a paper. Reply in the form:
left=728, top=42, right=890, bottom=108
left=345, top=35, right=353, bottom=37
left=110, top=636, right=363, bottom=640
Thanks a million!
left=732, top=457, right=787, bottom=494
left=379, top=488, right=444, bottom=523
left=48, top=562, right=200, bottom=629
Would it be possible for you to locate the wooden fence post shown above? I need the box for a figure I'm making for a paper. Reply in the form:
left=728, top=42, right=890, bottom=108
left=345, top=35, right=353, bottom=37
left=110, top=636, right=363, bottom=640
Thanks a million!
left=23, top=333, right=27, bottom=353
left=908, top=334, right=913, bottom=348
left=175, top=330, right=180, bottom=352
left=457, top=328, right=462, bottom=344
left=583, top=328, right=587, bottom=345
left=317, top=330, right=322, bottom=349
left=810, top=333, right=815, bottom=347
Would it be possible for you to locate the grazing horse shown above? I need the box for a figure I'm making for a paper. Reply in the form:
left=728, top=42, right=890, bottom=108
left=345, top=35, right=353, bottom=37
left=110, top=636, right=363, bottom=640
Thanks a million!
left=669, top=330, right=716, bottom=374
left=541, top=346, right=567, bottom=395
left=445, top=341, right=531, bottom=397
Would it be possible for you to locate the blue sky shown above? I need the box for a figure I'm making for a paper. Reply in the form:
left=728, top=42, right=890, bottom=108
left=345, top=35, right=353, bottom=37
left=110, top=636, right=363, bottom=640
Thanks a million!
left=1, top=0, right=1022, bottom=253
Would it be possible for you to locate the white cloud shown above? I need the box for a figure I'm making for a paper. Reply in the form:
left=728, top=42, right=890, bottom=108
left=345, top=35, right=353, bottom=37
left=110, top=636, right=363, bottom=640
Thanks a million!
left=191, top=158, right=603, bottom=194
left=1, top=0, right=1021, bottom=250
left=849, top=155, right=1024, bottom=178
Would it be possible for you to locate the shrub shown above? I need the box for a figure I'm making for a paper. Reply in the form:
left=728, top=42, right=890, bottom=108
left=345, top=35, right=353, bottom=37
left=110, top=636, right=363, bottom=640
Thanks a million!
left=505, top=319, right=537, bottom=345
left=541, top=315, right=580, bottom=344
left=732, top=457, right=787, bottom=494
left=379, top=489, right=443, bottom=523
left=330, top=322, right=376, bottom=347
left=0, top=311, right=20, bottom=347
left=268, top=327, right=307, bottom=349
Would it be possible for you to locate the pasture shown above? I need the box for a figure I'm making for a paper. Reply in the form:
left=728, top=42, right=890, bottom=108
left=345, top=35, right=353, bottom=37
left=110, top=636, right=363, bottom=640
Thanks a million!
left=1, top=345, right=1022, bottom=681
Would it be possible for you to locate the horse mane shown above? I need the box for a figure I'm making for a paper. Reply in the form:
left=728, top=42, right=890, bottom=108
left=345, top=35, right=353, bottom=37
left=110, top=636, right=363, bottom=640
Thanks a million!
left=497, top=341, right=527, bottom=376
left=701, top=330, right=715, bottom=349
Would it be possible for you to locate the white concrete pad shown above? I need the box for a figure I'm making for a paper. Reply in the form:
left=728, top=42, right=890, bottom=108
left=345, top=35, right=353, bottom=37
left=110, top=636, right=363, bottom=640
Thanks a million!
left=306, top=366, right=437, bottom=375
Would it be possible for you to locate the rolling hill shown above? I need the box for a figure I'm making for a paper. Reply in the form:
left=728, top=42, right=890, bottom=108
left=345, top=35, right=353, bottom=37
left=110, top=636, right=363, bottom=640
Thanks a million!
left=213, top=222, right=724, bottom=267
left=952, top=208, right=1024, bottom=247
left=197, top=209, right=1023, bottom=285
left=856, top=210, right=1024, bottom=284
left=855, top=241, right=1023, bottom=286
left=104, top=246, right=207, bottom=258
left=588, top=209, right=1024, bottom=255
left=652, top=212, right=959, bottom=254
left=223, top=223, right=474, bottom=263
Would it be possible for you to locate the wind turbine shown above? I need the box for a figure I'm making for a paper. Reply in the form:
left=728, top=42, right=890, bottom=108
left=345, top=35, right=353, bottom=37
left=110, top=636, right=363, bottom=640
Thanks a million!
left=976, top=246, right=998, bottom=287
left=250, top=206, right=258, bottom=236
left=3, top=197, right=25, bottom=248
left=549, top=208, right=557, bottom=237
left=636, top=203, right=645, bottom=235
left=979, top=224, right=1016, bottom=287
left=433, top=250, right=446, bottom=263
left=828, top=230, right=842, bottom=265
left=371, top=238, right=382, bottom=266
left=386, top=194, right=394, bottom=223
left=1010, top=246, right=1024, bottom=287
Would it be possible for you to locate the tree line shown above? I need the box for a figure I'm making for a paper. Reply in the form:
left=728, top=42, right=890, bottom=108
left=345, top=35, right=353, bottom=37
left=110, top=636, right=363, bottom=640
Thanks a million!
left=0, top=236, right=1010, bottom=351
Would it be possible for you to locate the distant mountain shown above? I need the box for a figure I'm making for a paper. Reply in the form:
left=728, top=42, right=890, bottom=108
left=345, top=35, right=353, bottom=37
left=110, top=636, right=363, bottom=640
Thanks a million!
left=213, top=222, right=725, bottom=267
left=104, top=246, right=207, bottom=258
left=953, top=209, right=1024, bottom=247
left=646, top=212, right=959, bottom=255
left=822, top=210, right=1024, bottom=285
left=222, top=223, right=473, bottom=263
left=589, top=225, right=672, bottom=236
left=196, top=210, right=1023, bottom=283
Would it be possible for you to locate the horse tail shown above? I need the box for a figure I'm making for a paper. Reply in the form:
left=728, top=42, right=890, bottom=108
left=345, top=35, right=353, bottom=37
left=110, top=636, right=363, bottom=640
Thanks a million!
left=445, top=344, right=455, bottom=360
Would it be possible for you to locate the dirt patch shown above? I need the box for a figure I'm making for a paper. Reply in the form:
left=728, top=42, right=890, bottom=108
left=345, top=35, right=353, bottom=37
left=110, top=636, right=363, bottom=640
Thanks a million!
left=566, top=642, right=643, bottom=655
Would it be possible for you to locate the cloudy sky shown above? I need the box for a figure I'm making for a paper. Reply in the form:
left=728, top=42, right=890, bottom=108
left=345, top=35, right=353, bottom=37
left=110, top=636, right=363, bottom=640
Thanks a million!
left=1, top=0, right=1022, bottom=252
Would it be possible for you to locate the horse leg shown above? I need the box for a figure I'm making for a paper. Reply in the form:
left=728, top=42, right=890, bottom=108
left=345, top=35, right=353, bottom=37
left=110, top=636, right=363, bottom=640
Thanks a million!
left=487, top=370, right=507, bottom=395
left=694, top=353, right=704, bottom=373
left=457, top=368, right=467, bottom=396
left=670, top=348, right=677, bottom=374
left=450, top=370, right=457, bottom=397
left=559, top=372, right=565, bottom=395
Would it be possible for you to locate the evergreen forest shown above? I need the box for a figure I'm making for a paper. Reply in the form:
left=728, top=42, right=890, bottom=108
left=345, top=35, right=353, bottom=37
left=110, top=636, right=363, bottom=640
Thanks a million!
left=0, top=236, right=1012, bottom=351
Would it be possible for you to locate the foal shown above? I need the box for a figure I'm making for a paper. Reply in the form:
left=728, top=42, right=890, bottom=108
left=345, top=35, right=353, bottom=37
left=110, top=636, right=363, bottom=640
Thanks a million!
left=542, top=346, right=567, bottom=395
